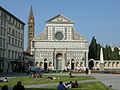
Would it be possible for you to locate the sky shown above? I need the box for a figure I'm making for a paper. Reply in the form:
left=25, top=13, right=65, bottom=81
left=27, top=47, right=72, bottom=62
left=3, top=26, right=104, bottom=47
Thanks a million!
left=0, top=0, right=120, bottom=50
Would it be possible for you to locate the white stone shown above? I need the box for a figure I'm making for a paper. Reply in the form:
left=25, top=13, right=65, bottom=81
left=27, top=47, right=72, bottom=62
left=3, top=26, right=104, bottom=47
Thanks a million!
left=31, top=14, right=88, bottom=70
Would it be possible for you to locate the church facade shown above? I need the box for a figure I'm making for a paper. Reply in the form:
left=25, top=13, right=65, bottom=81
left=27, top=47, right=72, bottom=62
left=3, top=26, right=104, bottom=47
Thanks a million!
left=31, top=14, right=88, bottom=71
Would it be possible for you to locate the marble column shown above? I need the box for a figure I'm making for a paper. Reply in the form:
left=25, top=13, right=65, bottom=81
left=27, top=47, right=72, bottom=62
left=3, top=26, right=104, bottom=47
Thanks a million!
left=85, top=50, right=88, bottom=68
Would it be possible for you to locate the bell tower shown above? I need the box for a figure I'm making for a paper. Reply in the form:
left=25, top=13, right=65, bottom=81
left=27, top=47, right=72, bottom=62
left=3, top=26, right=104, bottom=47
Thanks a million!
left=27, top=6, right=35, bottom=53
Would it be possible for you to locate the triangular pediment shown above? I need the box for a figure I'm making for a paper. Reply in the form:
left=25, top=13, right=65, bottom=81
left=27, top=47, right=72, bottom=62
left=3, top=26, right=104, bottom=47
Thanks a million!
left=45, top=14, right=74, bottom=24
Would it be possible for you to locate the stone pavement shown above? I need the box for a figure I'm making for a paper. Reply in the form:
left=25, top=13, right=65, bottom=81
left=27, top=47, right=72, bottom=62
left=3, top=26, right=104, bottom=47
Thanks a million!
left=92, top=74, right=120, bottom=90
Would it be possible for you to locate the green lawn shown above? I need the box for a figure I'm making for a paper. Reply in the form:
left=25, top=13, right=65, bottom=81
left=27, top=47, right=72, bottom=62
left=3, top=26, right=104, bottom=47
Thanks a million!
left=0, top=75, right=95, bottom=86
left=26, top=81, right=114, bottom=90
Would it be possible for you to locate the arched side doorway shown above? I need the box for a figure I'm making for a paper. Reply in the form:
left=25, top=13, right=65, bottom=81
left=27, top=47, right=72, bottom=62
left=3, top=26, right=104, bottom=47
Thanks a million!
left=35, top=62, right=38, bottom=66
left=39, top=62, right=43, bottom=67
left=56, top=53, right=63, bottom=70
left=44, top=59, right=47, bottom=71
left=116, top=62, right=120, bottom=67
left=89, top=60, right=94, bottom=70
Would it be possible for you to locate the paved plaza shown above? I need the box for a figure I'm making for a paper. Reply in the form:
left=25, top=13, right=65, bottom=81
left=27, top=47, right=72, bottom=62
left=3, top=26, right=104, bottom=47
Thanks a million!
left=0, top=72, right=120, bottom=90
left=92, top=74, right=120, bottom=90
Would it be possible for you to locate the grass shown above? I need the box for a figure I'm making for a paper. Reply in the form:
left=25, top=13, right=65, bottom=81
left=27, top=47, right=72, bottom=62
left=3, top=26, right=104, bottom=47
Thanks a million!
left=26, top=81, right=114, bottom=90
left=0, top=75, right=95, bottom=86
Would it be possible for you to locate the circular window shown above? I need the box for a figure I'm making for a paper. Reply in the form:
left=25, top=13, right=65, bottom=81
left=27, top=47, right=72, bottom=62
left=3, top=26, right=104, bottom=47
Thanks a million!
left=55, top=32, right=64, bottom=40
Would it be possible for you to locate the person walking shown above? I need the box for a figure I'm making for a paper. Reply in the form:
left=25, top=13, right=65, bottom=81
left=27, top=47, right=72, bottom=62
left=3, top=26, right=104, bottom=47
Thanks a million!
left=85, top=68, right=89, bottom=74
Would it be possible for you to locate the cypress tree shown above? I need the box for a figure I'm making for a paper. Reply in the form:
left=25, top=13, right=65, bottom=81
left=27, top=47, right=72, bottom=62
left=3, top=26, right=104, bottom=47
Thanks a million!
left=88, top=36, right=97, bottom=60
left=96, top=43, right=101, bottom=60
left=107, top=45, right=112, bottom=60
left=113, top=47, right=119, bottom=60
left=89, top=37, right=120, bottom=60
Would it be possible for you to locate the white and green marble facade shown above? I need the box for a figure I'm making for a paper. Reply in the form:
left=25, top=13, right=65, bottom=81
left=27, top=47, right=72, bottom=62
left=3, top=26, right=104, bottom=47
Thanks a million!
left=31, top=14, right=88, bottom=70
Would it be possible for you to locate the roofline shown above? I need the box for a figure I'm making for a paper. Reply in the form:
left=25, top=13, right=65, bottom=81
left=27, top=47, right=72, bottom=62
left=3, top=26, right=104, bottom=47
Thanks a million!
left=45, top=14, right=74, bottom=24
left=45, top=22, right=74, bottom=24
left=0, top=6, right=25, bottom=25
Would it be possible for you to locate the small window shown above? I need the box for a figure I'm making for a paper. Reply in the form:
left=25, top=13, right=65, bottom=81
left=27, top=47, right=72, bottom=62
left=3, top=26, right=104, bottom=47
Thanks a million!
left=12, top=29, right=14, bottom=36
left=29, top=33, right=32, bottom=37
left=29, top=26, right=32, bottom=30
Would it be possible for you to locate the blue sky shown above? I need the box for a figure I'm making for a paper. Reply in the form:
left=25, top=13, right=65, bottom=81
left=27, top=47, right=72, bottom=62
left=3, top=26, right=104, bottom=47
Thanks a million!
left=0, top=0, right=120, bottom=49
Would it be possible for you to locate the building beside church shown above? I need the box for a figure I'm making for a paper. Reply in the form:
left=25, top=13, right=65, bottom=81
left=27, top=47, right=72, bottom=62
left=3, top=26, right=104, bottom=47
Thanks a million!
left=0, top=6, right=25, bottom=72
left=31, top=14, right=88, bottom=71
left=23, top=51, right=34, bottom=70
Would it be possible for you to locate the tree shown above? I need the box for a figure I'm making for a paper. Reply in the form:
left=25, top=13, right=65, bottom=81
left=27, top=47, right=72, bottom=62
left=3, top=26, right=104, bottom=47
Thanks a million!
left=103, top=45, right=112, bottom=60
left=107, top=45, right=112, bottom=60
left=89, top=36, right=97, bottom=60
left=89, top=37, right=120, bottom=60
left=112, top=47, right=119, bottom=60
left=96, top=43, right=101, bottom=60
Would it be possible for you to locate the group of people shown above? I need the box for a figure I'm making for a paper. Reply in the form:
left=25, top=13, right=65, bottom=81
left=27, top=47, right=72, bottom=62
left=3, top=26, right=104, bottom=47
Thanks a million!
left=32, top=72, right=42, bottom=78
left=27, top=70, right=43, bottom=78
left=57, top=81, right=78, bottom=90
left=1, top=81, right=25, bottom=90
left=30, top=71, right=60, bottom=80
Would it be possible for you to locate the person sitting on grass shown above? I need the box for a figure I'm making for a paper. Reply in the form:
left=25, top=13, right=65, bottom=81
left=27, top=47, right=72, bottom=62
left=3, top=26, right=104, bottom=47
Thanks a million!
left=71, top=81, right=78, bottom=88
left=69, top=72, right=73, bottom=78
left=57, top=81, right=66, bottom=90
left=36, top=73, right=42, bottom=78
left=65, top=81, right=72, bottom=88
left=3, top=78, right=8, bottom=83
left=32, top=73, right=36, bottom=78
left=13, top=81, right=25, bottom=90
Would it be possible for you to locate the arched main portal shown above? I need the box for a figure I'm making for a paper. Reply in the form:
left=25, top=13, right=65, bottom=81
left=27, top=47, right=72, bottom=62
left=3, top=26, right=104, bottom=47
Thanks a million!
left=56, top=53, right=63, bottom=70
left=89, top=60, right=94, bottom=70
